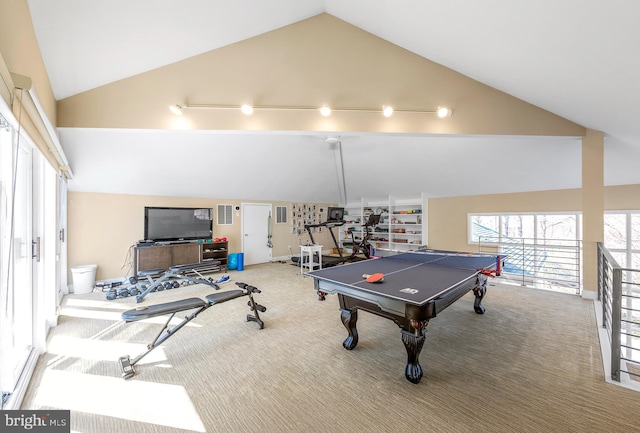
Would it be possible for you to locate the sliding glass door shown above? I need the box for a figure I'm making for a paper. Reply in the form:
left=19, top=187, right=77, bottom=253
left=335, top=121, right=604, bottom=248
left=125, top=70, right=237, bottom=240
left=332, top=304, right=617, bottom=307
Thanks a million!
left=0, top=114, right=35, bottom=406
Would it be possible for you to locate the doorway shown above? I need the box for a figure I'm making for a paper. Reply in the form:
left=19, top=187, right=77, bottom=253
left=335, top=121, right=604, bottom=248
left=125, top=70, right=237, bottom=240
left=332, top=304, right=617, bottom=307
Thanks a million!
left=241, top=203, right=272, bottom=266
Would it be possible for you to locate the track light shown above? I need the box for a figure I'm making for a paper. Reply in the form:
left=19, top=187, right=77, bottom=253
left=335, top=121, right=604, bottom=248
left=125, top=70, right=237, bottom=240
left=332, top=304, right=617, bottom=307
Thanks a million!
left=169, top=104, right=183, bottom=115
left=437, top=106, right=452, bottom=118
left=169, top=102, right=452, bottom=118
left=319, top=105, right=332, bottom=117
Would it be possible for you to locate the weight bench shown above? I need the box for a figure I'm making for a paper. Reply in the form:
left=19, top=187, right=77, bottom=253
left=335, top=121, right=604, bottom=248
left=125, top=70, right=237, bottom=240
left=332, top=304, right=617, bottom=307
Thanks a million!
left=134, top=260, right=222, bottom=303
left=119, top=282, right=266, bottom=380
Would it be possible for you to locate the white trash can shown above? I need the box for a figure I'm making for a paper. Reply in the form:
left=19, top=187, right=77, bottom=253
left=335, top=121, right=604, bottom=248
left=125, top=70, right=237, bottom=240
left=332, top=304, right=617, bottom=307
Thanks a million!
left=71, top=264, right=98, bottom=294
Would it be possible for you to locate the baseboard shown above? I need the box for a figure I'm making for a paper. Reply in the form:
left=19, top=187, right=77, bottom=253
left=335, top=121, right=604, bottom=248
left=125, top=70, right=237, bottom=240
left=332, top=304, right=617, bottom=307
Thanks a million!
left=271, top=255, right=294, bottom=262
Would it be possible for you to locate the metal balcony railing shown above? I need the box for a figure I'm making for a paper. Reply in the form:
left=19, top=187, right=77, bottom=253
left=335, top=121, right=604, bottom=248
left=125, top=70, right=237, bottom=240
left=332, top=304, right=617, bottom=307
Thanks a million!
left=597, top=242, right=640, bottom=382
left=478, top=236, right=581, bottom=294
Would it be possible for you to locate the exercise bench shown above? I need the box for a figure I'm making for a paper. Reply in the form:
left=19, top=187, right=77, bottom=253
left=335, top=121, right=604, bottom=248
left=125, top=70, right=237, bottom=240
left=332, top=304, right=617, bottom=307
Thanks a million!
left=118, top=282, right=266, bottom=380
left=134, top=260, right=222, bottom=303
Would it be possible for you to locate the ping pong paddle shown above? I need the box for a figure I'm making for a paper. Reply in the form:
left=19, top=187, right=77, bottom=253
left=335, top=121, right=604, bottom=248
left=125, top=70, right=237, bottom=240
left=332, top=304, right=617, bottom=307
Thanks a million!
left=363, top=273, right=384, bottom=283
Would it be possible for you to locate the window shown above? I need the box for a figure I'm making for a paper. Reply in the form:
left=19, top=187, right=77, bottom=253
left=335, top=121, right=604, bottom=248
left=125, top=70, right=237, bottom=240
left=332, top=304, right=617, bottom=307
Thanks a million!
left=276, top=206, right=287, bottom=224
left=502, top=215, right=534, bottom=239
left=605, top=211, right=640, bottom=282
left=469, top=213, right=581, bottom=244
left=537, top=214, right=579, bottom=244
left=469, top=212, right=583, bottom=293
left=469, top=215, right=499, bottom=243
left=217, top=204, right=233, bottom=225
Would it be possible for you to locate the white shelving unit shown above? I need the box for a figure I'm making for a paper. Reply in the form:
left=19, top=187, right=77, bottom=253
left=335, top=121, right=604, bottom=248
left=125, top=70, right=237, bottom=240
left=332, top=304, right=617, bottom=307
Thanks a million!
left=386, top=196, right=427, bottom=253
left=338, top=194, right=428, bottom=255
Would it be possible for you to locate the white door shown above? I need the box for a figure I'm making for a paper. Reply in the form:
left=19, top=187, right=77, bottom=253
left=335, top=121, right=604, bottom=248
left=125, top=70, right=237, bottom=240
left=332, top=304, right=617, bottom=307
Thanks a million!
left=242, top=203, right=272, bottom=266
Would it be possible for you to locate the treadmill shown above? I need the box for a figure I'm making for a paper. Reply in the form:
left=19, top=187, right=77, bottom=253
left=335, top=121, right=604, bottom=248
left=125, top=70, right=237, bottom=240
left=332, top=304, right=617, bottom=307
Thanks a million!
left=292, top=207, right=347, bottom=269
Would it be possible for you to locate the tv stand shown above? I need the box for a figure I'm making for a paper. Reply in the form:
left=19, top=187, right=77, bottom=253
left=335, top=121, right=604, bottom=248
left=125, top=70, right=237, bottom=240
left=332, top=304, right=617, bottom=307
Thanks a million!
left=134, top=240, right=228, bottom=276
left=155, top=240, right=194, bottom=246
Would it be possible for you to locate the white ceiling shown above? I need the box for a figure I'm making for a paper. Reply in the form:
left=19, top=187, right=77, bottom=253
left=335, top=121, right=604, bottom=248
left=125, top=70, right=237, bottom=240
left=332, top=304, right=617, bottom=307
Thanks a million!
left=27, top=0, right=640, bottom=203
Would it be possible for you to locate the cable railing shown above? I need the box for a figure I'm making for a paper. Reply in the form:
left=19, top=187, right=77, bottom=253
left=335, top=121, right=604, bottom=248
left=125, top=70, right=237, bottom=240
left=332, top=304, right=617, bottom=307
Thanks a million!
left=597, top=242, right=640, bottom=383
left=478, top=236, right=581, bottom=294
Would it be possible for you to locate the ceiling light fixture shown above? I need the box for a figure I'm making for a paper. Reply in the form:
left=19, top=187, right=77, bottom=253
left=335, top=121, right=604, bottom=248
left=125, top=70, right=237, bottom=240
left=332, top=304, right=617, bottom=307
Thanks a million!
left=169, top=104, right=183, bottom=115
left=319, top=105, right=332, bottom=117
left=168, top=103, right=452, bottom=118
left=436, top=106, right=452, bottom=118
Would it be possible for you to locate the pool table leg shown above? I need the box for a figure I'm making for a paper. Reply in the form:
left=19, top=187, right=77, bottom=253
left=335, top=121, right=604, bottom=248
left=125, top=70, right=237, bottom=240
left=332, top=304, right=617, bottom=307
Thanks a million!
left=401, top=328, right=426, bottom=384
left=340, top=308, right=359, bottom=350
left=473, top=274, right=488, bottom=314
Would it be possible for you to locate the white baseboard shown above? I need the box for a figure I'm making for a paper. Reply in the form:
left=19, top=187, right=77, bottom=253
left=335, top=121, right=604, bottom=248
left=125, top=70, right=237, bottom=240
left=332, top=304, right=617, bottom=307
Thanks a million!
left=271, top=255, right=294, bottom=262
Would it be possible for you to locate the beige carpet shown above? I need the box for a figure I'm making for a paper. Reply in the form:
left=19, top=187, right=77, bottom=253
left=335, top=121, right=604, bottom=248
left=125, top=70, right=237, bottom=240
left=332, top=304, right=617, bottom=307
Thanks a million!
left=21, top=262, right=640, bottom=432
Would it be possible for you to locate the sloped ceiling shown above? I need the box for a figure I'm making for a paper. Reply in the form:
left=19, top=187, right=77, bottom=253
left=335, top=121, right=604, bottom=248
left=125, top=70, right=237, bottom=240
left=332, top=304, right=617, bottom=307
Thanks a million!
left=58, top=129, right=583, bottom=203
left=27, top=0, right=640, bottom=203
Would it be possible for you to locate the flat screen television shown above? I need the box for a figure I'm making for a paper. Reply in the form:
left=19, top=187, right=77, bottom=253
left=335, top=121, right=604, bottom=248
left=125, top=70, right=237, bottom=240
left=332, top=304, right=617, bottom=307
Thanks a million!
left=326, top=207, right=345, bottom=223
left=144, top=207, right=213, bottom=242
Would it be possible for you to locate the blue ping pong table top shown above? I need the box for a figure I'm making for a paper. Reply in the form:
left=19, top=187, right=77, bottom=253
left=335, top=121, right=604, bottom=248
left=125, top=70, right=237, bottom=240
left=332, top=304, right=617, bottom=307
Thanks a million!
left=307, top=251, right=499, bottom=305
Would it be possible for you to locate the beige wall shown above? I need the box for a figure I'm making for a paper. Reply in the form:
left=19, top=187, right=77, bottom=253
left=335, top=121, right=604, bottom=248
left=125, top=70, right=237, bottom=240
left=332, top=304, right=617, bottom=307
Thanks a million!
left=0, top=0, right=56, bottom=120
left=68, top=191, right=337, bottom=280
left=57, top=14, right=585, bottom=139
left=74, top=182, right=640, bottom=282
left=0, top=0, right=60, bottom=169
left=582, top=130, right=605, bottom=293
left=428, top=183, right=640, bottom=289
left=428, top=188, right=583, bottom=253
left=605, top=184, right=640, bottom=209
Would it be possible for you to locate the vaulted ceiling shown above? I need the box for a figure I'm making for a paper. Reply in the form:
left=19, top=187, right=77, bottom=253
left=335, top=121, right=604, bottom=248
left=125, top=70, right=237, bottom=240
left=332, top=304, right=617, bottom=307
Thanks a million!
left=25, top=0, right=640, bottom=204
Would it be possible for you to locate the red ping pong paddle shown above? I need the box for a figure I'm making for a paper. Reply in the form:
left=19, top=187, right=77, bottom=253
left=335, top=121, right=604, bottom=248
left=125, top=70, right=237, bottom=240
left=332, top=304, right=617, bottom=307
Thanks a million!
left=363, top=273, right=384, bottom=283
left=478, top=268, right=496, bottom=277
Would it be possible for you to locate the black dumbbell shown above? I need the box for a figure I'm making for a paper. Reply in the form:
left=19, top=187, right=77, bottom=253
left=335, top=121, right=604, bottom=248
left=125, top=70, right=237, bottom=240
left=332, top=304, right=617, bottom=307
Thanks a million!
left=129, top=276, right=138, bottom=285
left=117, top=287, right=130, bottom=297
left=171, top=281, right=180, bottom=288
left=106, top=289, right=117, bottom=300
left=128, top=286, right=139, bottom=296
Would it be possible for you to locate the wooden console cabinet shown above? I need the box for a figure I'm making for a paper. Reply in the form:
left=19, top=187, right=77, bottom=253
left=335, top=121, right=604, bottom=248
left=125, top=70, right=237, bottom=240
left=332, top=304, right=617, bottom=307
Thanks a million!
left=133, top=240, right=228, bottom=275
left=201, top=240, right=228, bottom=270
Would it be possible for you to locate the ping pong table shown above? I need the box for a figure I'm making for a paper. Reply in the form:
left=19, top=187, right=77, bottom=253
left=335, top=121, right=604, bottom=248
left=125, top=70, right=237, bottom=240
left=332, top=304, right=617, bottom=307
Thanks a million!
left=307, top=250, right=502, bottom=384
